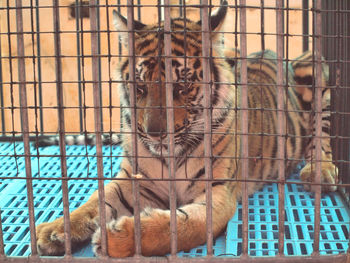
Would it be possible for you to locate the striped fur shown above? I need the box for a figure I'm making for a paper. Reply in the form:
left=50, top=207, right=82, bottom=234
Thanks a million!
left=36, top=2, right=337, bottom=257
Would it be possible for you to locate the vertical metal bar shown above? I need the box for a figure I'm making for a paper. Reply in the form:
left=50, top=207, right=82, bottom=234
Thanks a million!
left=302, top=0, right=309, bottom=52
left=90, top=0, right=107, bottom=257
left=74, top=0, right=84, bottom=133
left=260, top=0, right=265, bottom=51
left=179, top=0, right=183, bottom=17
left=137, top=0, right=141, bottom=20
left=15, top=0, right=38, bottom=256
left=312, top=0, right=322, bottom=255
left=276, top=0, right=286, bottom=256
left=0, top=33, right=5, bottom=135
left=117, top=0, right=122, bottom=61
left=344, top=0, right=350, bottom=194
left=200, top=0, right=213, bottom=256
left=96, top=0, right=103, bottom=132
left=6, top=0, right=20, bottom=179
left=6, top=0, right=18, bottom=144
left=80, top=0, right=91, bottom=171
left=163, top=0, right=178, bottom=257
left=126, top=0, right=142, bottom=256
left=35, top=0, right=44, bottom=134
left=0, top=210, right=4, bottom=257
left=105, top=0, right=114, bottom=175
left=337, top=0, right=350, bottom=203
left=53, top=0, right=72, bottom=256
left=30, top=0, right=42, bottom=177
left=239, top=0, right=249, bottom=257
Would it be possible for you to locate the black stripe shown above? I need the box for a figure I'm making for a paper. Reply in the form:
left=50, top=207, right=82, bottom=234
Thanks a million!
left=137, top=38, right=154, bottom=51
left=115, top=183, right=134, bottom=214
left=322, top=126, right=331, bottom=134
left=122, top=168, right=132, bottom=178
left=294, top=76, right=313, bottom=86
left=212, top=181, right=225, bottom=187
left=185, top=157, right=220, bottom=191
left=177, top=208, right=189, bottom=221
left=140, top=186, right=169, bottom=209
left=121, top=60, right=129, bottom=74
left=105, top=201, right=118, bottom=220
left=286, top=114, right=296, bottom=148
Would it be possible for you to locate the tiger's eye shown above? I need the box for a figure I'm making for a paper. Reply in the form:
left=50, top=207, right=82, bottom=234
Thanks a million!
left=174, top=83, right=191, bottom=97
left=136, top=85, right=147, bottom=96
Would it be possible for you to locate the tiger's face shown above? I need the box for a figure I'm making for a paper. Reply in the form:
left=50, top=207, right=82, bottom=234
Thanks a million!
left=133, top=27, right=205, bottom=156
left=113, top=5, right=231, bottom=156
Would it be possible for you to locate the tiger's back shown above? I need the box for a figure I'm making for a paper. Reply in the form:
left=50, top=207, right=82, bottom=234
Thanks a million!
left=245, top=50, right=308, bottom=193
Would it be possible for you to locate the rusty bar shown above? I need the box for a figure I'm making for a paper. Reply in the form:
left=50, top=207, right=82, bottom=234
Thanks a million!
left=105, top=0, right=115, bottom=177
left=35, top=0, right=44, bottom=134
left=200, top=0, right=213, bottom=256
left=302, top=0, right=309, bottom=52
left=89, top=0, right=107, bottom=257
left=260, top=0, right=265, bottom=51
left=239, top=0, right=249, bottom=257
left=126, top=0, right=142, bottom=256
left=5, top=0, right=19, bottom=172
left=96, top=0, right=103, bottom=132
left=3, top=252, right=349, bottom=262
left=312, top=0, right=323, bottom=255
left=29, top=0, right=41, bottom=176
left=163, top=0, right=178, bottom=256
left=15, top=0, right=38, bottom=256
left=276, top=0, right=286, bottom=256
left=0, top=209, right=4, bottom=257
left=53, top=0, right=72, bottom=256
left=0, top=23, right=5, bottom=135
left=74, top=0, right=84, bottom=133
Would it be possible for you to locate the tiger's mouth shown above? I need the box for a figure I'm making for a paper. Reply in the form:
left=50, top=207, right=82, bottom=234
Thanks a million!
left=149, top=141, right=169, bottom=155
left=137, top=125, right=197, bottom=156
left=145, top=135, right=186, bottom=156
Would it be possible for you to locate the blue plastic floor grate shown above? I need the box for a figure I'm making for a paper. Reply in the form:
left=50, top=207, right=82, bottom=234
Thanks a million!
left=0, top=143, right=349, bottom=258
left=227, top=176, right=350, bottom=257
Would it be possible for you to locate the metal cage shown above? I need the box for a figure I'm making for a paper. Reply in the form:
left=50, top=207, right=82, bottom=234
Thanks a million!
left=0, top=0, right=350, bottom=262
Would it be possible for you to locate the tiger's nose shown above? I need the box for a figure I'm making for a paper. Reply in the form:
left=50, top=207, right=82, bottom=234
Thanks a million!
left=146, top=123, right=167, bottom=140
left=145, top=114, right=167, bottom=140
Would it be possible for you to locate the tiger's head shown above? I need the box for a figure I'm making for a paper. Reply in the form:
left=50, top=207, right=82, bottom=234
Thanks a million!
left=113, top=2, right=235, bottom=156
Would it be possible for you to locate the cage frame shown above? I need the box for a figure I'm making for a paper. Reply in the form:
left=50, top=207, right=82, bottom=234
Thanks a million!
left=0, top=0, right=350, bottom=262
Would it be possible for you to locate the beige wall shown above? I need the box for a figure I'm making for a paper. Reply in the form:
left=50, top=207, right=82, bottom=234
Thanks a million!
left=1, top=0, right=309, bottom=134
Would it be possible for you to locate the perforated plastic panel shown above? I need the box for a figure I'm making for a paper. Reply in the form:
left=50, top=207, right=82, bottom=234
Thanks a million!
left=0, top=143, right=349, bottom=258
left=0, top=142, right=123, bottom=256
left=227, top=173, right=350, bottom=256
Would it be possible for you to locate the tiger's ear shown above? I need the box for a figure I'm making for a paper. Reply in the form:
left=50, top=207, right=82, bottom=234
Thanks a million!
left=112, top=10, right=146, bottom=45
left=197, top=0, right=228, bottom=32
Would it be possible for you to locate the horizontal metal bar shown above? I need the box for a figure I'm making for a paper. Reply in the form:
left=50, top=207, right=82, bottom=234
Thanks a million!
left=0, top=175, right=347, bottom=186
left=2, top=4, right=350, bottom=11
left=2, top=254, right=349, bottom=263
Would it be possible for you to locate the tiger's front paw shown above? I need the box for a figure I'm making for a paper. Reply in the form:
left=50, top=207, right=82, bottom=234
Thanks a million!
left=300, top=162, right=338, bottom=192
left=36, top=220, right=66, bottom=256
left=92, top=216, right=135, bottom=258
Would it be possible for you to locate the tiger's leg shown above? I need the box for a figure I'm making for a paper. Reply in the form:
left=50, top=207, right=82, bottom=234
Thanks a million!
left=92, top=183, right=237, bottom=257
left=36, top=167, right=133, bottom=256
left=292, top=51, right=338, bottom=192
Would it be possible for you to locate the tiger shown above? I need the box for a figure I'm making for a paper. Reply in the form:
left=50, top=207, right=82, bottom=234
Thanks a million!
left=35, top=1, right=338, bottom=257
